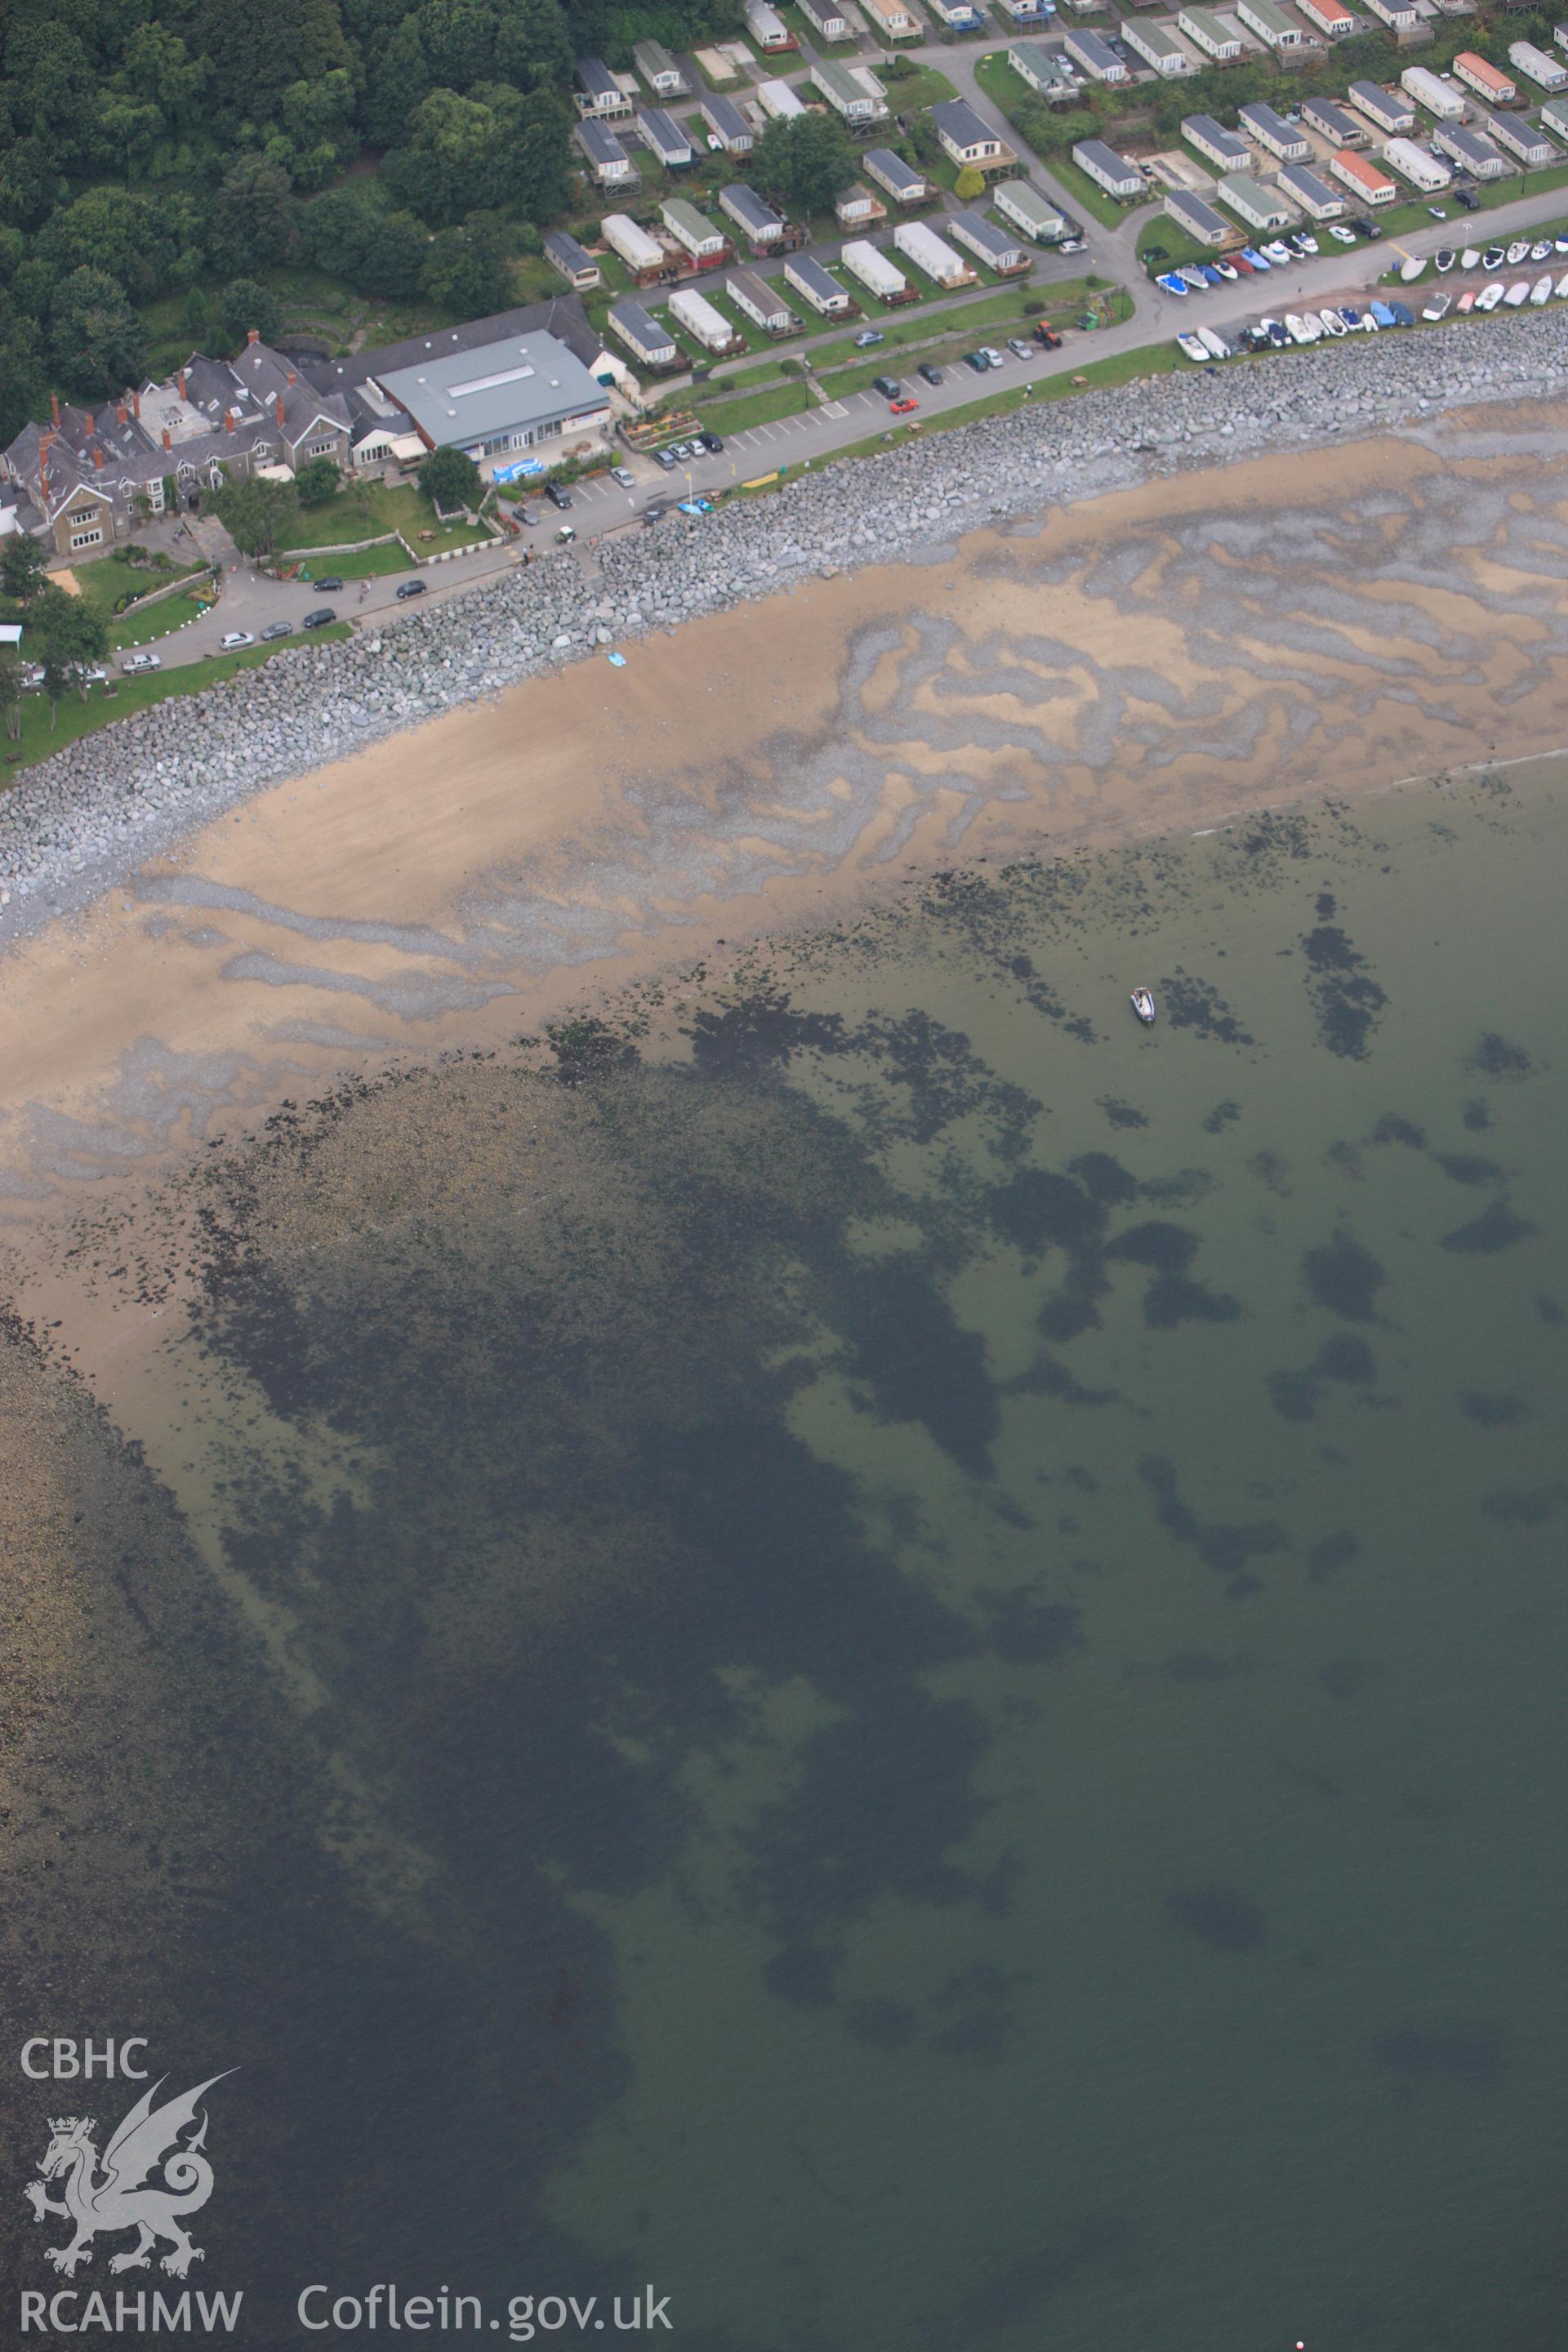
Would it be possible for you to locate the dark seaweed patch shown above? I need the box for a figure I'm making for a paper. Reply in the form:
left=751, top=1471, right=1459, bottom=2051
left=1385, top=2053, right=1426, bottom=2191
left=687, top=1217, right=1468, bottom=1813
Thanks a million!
left=1001, top=1352, right=1120, bottom=1408
left=1202, top=1101, right=1241, bottom=1134
left=1165, top=1885, right=1267, bottom=1953
left=1478, top=1484, right=1568, bottom=1526
left=1458, top=1392, right=1529, bottom=1428
left=1435, top=1152, right=1501, bottom=1187
left=989, top=1169, right=1106, bottom=1254
left=764, top=1944, right=840, bottom=2007
left=1156, top=970, right=1254, bottom=1046
left=835, top=1258, right=1000, bottom=1477
left=1266, top=1335, right=1375, bottom=1422
left=1466, top=1034, right=1531, bottom=1080
left=1138, top=1455, right=1286, bottom=1598
left=844, top=1998, right=917, bottom=2051
left=1302, top=1231, right=1386, bottom=1321
left=1539, top=1294, right=1564, bottom=1325
left=1440, top=1201, right=1535, bottom=1255
left=1318, top=1658, right=1385, bottom=1702
left=1376, top=2028, right=1504, bottom=2084
left=1462, top=1099, right=1492, bottom=1132
left=978, top=1589, right=1085, bottom=1664
left=544, top=1015, right=639, bottom=1084
left=933, top=2011, right=1014, bottom=2065
left=1067, top=1152, right=1138, bottom=1206
left=853, top=1008, right=1039, bottom=1147
left=1106, top=1220, right=1197, bottom=1273
left=1300, top=924, right=1388, bottom=1061
left=1143, top=1276, right=1241, bottom=1329
left=686, top=990, right=849, bottom=1080
left=1370, top=1114, right=1426, bottom=1150
left=1249, top=1149, right=1292, bottom=1197
left=1308, top=1530, right=1360, bottom=1582
left=1098, top=1097, right=1147, bottom=1131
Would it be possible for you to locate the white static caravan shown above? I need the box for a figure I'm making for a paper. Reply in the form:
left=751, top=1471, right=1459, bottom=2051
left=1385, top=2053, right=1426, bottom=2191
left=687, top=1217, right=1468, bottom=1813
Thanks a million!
left=993, top=179, right=1069, bottom=242
left=1071, top=138, right=1143, bottom=198
left=702, top=95, right=755, bottom=157
left=892, top=219, right=977, bottom=287
left=1452, top=51, right=1516, bottom=105
left=1063, top=26, right=1127, bottom=81
left=575, top=119, right=636, bottom=187
left=638, top=108, right=694, bottom=168
left=797, top=0, right=853, bottom=37
left=1400, top=65, right=1464, bottom=120
left=666, top=286, right=742, bottom=355
left=865, top=148, right=933, bottom=206
left=608, top=299, right=678, bottom=369
left=1276, top=163, right=1347, bottom=218
left=948, top=212, right=1031, bottom=273
left=1177, top=8, right=1242, bottom=61
left=1433, top=121, right=1509, bottom=178
left=1347, top=80, right=1415, bottom=136
left=1164, top=187, right=1232, bottom=244
left=600, top=213, right=665, bottom=278
left=744, top=0, right=794, bottom=49
left=1486, top=109, right=1558, bottom=164
left=1216, top=171, right=1293, bottom=230
left=1182, top=113, right=1250, bottom=172
left=1380, top=136, right=1453, bottom=191
left=1509, top=41, right=1568, bottom=91
left=1121, top=20, right=1197, bottom=76
left=544, top=230, right=601, bottom=292
left=726, top=269, right=795, bottom=335
left=1238, top=101, right=1312, bottom=161
left=839, top=239, right=910, bottom=304
left=756, top=78, right=805, bottom=122
left=662, top=198, right=728, bottom=264
left=720, top=184, right=786, bottom=247
left=783, top=254, right=852, bottom=315
left=1329, top=148, right=1397, bottom=204
left=1236, top=0, right=1308, bottom=48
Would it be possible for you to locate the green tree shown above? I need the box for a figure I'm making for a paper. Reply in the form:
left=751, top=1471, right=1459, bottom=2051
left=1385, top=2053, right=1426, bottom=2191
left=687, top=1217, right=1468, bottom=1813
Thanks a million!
left=26, top=581, right=109, bottom=719
left=219, top=278, right=283, bottom=345
left=418, top=214, right=510, bottom=314
left=0, top=648, right=21, bottom=743
left=0, top=532, right=49, bottom=607
left=363, top=210, right=430, bottom=298
left=367, top=16, right=433, bottom=149
left=209, top=154, right=296, bottom=278
left=493, top=0, right=573, bottom=92
left=955, top=165, right=985, bottom=203
left=753, top=112, right=856, bottom=219
left=209, top=473, right=300, bottom=559
left=416, top=0, right=497, bottom=89
left=0, top=302, right=50, bottom=448
left=416, top=444, right=479, bottom=510
left=120, top=21, right=212, bottom=129
left=294, top=453, right=341, bottom=506
left=48, top=267, right=145, bottom=398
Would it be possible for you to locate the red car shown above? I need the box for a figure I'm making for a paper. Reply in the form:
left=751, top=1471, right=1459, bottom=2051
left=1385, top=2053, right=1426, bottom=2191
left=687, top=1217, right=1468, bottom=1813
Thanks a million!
left=889, top=396, right=919, bottom=415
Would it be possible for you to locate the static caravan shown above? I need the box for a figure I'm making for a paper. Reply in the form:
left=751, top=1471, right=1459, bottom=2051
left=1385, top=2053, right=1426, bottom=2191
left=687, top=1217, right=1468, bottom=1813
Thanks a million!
left=865, top=148, right=933, bottom=205
left=1401, top=65, right=1464, bottom=119
left=798, top=0, right=853, bottom=38
left=1543, top=91, right=1568, bottom=139
left=1348, top=80, right=1415, bottom=136
left=932, top=100, right=1007, bottom=164
left=639, top=108, right=694, bottom=168
left=1217, top=171, right=1293, bottom=229
left=601, top=213, right=666, bottom=278
left=543, top=230, right=601, bottom=292
left=1303, top=96, right=1363, bottom=145
left=666, top=287, right=742, bottom=356
left=633, top=39, right=686, bottom=97
left=702, top=96, right=755, bottom=156
left=1298, top=0, right=1356, bottom=38
left=1164, top=187, right=1232, bottom=244
left=1178, top=8, right=1242, bottom=61
left=1381, top=136, right=1452, bottom=190
left=893, top=219, right=976, bottom=287
left=1330, top=148, right=1396, bottom=203
left=950, top=211, right=1030, bottom=271
left=1182, top=113, right=1250, bottom=170
left=1433, top=120, right=1509, bottom=177
left=996, top=0, right=1055, bottom=18
left=1239, top=101, right=1311, bottom=159
left=720, top=184, right=786, bottom=247
left=839, top=238, right=911, bottom=303
left=1508, top=42, right=1568, bottom=92
left=576, top=119, right=636, bottom=186
left=1276, top=162, right=1347, bottom=216
left=812, top=59, right=882, bottom=122
left=1236, top=0, right=1307, bottom=49
left=662, top=198, right=728, bottom=264
left=993, top=178, right=1069, bottom=240
left=744, top=0, right=795, bottom=48
left=860, top=0, right=922, bottom=37
left=927, top=0, right=988, bottom=26
left=1072, top=139, right=1143, bottom=198
left=1009, top=43, right=1076, bottom=96
left=1486, top=108, right=1557, bottom=163
left=575, top=56, right=631, bottom=118
left=1063, top=26, right=1127, bottom=80
left=608, top=299, right=678, bottom=369
left=727, top=269, right=795, bottom=335
left=835, top=182, right=884, bottom=228
left=1122, top=20, right=1197, bottom=74
left=783, top=253, right=852, bottom=315
left=1361, top=0, right=1417, bottom=29
left=756, top=78, right=805, bottom=121
left=1453, top=51, right=1516, bottom=104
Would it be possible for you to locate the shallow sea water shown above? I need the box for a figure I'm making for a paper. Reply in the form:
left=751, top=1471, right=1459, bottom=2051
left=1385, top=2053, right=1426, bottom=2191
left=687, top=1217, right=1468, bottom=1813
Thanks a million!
left=7, top=764, right=1565, bottom=2350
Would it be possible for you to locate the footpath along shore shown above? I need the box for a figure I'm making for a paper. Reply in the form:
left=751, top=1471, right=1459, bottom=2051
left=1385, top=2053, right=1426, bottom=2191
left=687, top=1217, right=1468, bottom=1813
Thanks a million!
left=2, top=305, right=1565, bottom=940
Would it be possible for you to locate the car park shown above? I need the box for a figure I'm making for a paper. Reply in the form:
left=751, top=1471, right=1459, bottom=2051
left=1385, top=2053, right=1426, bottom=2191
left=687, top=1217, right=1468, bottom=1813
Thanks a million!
left=120, top=651, right=163, bottom=673
left=302, top=607, right=336, bottom=628
left=314, top=576, right=344, bottom=594
left=917, top=363, right=944, bottom=385
left=545, top=481, right=572, bottom=510
left=611, top=466, right=635, bottom=488
left=261, top=621, right=292, bottom=641
left=395, top=578, right=427, bottom=599
left=219, top=630, right=253, bottom=651
left=853, top=329, right=884, bottom=349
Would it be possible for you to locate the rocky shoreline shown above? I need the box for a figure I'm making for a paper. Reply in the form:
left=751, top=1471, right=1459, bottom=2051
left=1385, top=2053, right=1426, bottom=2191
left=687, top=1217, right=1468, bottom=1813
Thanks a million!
left=2, top=310, right=1563, bottom=940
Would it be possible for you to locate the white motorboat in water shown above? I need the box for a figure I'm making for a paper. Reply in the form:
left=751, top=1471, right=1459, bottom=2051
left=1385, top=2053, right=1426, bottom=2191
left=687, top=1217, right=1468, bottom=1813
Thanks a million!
left=1130, top=989, right=1156, bottom=1026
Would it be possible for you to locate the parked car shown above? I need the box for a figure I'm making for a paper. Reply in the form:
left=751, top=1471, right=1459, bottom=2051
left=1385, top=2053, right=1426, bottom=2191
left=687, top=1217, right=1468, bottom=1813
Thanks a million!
left=889, top=396, right=918, bottom=415
left=314, top=575, right=344, bottom=594
left=643, top=504, right=667, bottom=524
left=701, top=430, right=724, bottom=452
left=1005, top=336, right=1032, bottom=360
left=1058, top=237, right=1085, bottom=256
left=1454, top=186, right=1480, bottom=212
left=611, top=466, right=635, bottom=488
left=302, top=607, right=336, bottom=629
left=871, top=375, right=902, bottom=399
left=979, top=347, right=1005, bottom=368
left=853, top=329, right=884, bottom=349
left=916, top=363, right=944, bottom=385
left=261, top=621, right=292, bottom=641
left=545, top=481, right=572, bottom=510
left=1328, top=224, right=1356, bottom=247
left=654, top=448, right=677, bottom=470
left=962, top=350, right=988, bottom=372
left=395, top=578, right=427, bottom=599
left=219, top=630, right=253, bottom=651
left=121, top=651, right=163, bottom=673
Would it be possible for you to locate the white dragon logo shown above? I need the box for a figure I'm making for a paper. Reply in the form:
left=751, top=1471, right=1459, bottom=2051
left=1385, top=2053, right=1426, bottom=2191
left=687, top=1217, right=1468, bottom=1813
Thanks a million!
left=23, top=2073, right=232, bottom=2279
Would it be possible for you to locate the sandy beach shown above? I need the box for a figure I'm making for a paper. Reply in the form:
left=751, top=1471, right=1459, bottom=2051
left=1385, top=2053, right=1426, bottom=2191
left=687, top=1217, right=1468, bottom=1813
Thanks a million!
left=3, top=405, right=1568, bottom=1243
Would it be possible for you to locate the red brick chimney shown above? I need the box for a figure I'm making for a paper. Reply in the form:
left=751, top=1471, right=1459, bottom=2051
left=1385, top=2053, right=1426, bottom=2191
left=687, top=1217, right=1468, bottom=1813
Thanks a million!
left=286, top=368, right=297, bottom=385
left=93, top=446, right=104, bottom=469
left=117, top=404, right=127, bottom=425
left=247, top=327, right=260, bottom=345
left=50, top=392, right=60, bottom=426
left=274, top=394, right=285, bottom=425
left=177, top=369, right=187, bottom=399
left=163, top=429, right=172, bottom=451
left=133, top=391, right=141, bottom=419
left=225, top=408, right=234, bottom=433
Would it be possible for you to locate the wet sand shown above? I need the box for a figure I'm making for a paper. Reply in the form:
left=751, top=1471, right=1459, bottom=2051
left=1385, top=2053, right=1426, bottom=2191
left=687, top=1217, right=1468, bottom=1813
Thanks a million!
left=3, top=412, right=1568, bottom=1234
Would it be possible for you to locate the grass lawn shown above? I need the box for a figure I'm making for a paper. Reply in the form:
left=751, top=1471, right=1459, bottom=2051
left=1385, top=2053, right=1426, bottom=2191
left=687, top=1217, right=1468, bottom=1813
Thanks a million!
left=882, top=63, right=960, bottom=110
left=807, top=276, right=1120, bottom=377
left=67, top=549, right=207, bottom=617
left=288, top=541, right=416, bottom=582
left=1136, top=215, right=1219, bottom=274
left=693, top=380, right=813, bottom=433
left=109, top=589, right=214, bottom=652
left=2, top=627, right=353, bottom=776
left=972, top=51, right=1040, bottom=121
left=273, top=482, right=492, bottom=557
left=1044, top=154, right=1144, bottom=231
